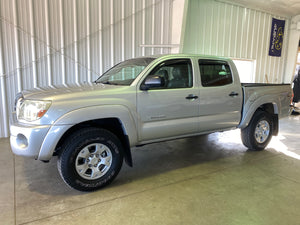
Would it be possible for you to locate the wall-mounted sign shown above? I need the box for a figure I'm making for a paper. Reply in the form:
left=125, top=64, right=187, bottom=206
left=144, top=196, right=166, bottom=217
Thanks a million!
left=269, top=18, right=285, bottom=57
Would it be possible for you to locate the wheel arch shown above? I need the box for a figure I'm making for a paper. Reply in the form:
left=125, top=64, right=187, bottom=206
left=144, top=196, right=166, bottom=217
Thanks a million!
left=38, top=105, right=137, bottom=166
left=54, top=118, right=133, bottom=167
left=239, top=102, right=279, bottom=135
left=257, top=103, right=279, bottom=136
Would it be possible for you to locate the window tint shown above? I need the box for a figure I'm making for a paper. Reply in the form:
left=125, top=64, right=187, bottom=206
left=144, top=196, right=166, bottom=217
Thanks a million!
left=145, top=59, right=193, bottom=89
left=199, top=60, right=233, bottom=87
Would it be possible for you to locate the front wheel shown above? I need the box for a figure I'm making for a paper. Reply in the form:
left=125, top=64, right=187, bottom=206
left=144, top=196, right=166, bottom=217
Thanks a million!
left=57, top=128, right=123, bottom=192
left=241, top=110, right=273, bottom=151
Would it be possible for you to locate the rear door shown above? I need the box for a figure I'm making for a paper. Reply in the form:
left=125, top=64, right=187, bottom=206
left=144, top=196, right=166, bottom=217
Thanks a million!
left=198, top=59, right=243, bottom=132
left=136, top=58, right=199, bottom=142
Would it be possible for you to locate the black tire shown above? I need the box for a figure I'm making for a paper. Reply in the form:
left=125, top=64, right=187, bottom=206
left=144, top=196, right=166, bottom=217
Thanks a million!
left=57, top=127, right=123, bottom=192
left=241, top=110, right=273, bottom=151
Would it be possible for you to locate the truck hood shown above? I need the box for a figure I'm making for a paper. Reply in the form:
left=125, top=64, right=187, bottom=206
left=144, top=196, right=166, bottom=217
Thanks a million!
left=21, top=83, right=124, bottom=101
left=16, top=82, right=136, bottom=126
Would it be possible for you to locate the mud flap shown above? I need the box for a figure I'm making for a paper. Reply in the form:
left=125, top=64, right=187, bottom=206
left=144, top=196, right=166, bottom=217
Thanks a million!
left=271, top=114, right=278, bottom=136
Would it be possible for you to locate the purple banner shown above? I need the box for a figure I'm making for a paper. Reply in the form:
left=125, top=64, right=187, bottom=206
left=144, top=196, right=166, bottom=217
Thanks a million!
left=269, top=18, right=285, bottom=57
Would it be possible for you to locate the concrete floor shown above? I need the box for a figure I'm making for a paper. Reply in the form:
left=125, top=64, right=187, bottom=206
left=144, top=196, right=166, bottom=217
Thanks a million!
left=1, top=115, right=300, bottom=225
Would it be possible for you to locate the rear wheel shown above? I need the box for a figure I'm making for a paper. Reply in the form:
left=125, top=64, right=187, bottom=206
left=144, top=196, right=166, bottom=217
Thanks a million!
left=57, top=127, right=123, bottom=192
left=241, top=110, right=273, bottom=151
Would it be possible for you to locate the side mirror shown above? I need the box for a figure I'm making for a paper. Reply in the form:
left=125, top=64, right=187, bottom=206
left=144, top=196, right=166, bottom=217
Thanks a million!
left=219, top=71, right=228, bottom=76
left=140, top=75, right=165, bottom=91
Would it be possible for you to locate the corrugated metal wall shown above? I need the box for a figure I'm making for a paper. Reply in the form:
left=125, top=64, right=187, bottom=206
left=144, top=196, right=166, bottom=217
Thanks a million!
left=0, top=0, right=174, bottom=138
left=0, top=0, right=293, bottom=138
left=182, top=0, right=290, bottom=83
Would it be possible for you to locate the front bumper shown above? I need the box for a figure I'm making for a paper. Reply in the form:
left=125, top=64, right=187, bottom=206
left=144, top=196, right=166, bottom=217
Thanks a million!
left=10, top=114, right=73, bottom=161
left=10, top=122, right=51, bottom=159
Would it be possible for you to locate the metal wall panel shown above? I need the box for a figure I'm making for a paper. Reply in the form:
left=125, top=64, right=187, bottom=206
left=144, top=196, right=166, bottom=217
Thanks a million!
left=182, top=0, right=290, bottom=83
left=0, top=0, right=173, bottom=137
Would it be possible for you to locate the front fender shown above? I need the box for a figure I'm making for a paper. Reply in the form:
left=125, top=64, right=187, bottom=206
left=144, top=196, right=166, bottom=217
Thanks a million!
left=38, top=105, right=138, bottom=161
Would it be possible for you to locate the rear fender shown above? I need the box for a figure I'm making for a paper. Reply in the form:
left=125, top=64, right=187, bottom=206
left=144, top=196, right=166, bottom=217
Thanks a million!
left=239, top=99, right=278, bottom=129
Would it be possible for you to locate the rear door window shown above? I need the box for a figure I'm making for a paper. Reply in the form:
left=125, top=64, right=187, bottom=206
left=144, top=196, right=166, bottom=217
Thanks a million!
left=198, top=60, right=233, bottom=87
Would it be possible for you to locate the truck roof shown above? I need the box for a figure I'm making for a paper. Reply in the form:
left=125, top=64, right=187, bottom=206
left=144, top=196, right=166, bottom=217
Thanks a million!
left=134, top=53, right=231, bottom=61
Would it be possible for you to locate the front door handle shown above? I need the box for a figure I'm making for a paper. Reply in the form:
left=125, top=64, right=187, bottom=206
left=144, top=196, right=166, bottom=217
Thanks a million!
left=186, top=94, right=198, bottom=100
left=229, top=92, right=239, bottom=97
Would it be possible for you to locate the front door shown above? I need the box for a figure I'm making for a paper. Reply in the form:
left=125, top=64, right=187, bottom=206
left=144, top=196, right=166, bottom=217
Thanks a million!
left=137, top=58, right=199, bottom=142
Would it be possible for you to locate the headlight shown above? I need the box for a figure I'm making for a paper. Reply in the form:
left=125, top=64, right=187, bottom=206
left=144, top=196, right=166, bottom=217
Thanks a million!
left=16, top=99, right=52, bottom=122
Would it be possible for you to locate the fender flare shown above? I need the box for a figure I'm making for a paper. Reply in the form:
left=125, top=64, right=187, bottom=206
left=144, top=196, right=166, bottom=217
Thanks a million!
left=38, top=105, right=138, bottom=164
left=238, top=98, right=279, bottom=130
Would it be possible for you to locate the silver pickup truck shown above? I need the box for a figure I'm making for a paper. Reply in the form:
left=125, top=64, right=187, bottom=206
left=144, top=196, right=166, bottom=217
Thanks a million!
left=10, top=54, right=291, bottom=191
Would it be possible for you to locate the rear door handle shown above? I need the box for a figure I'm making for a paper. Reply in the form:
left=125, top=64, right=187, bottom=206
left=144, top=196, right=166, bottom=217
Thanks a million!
left=229, top=92, right=239, bottom=97
left=186, top=94, right=198, bottom=100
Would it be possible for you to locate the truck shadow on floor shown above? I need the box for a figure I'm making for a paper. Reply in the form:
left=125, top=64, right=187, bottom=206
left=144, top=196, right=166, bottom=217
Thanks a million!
left=18, top=129, right=278, bottom=196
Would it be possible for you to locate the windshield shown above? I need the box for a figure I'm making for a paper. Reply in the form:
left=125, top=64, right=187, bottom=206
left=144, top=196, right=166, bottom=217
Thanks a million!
left=95, top=58, right=155, bottom=85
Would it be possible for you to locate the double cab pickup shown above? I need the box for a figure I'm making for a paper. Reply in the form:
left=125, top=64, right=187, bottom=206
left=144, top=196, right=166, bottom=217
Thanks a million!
left=10, top=54, right=292, bottom=191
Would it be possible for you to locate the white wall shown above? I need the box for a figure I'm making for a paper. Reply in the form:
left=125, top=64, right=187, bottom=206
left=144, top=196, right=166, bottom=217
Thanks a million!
left=182, top=0, right=290, bottom=84
left=0, top=0, right=294, bottom=138
left=284, top=15, right=300, bottom=83
left=0, top=0, right=175, bottom=138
